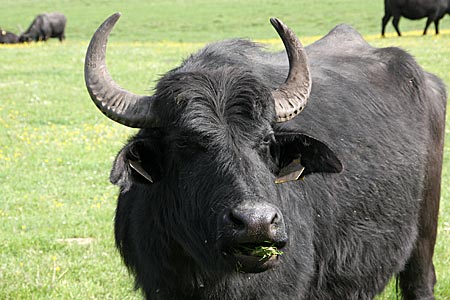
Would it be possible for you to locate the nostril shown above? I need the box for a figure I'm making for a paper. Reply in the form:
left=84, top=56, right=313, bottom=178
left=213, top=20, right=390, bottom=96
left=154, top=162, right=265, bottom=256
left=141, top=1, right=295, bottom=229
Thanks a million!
left=270, top=213, right=280, bottom=225
left=226, top=210, right=246, bottom=229
left=221, top=204, right=286, bottom=240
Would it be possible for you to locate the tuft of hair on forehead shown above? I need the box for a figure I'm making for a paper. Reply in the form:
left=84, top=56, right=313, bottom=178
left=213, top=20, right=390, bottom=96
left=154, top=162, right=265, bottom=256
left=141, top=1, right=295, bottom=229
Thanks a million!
left=155, top=67, right=275, bottom=146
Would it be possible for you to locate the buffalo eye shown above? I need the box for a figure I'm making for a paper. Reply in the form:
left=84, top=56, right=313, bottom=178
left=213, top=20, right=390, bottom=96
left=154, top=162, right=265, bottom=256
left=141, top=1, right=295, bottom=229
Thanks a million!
left=172, top=135, right=207, bottom=159
left=261, top=132, right=275, bottom=147
left=257, top=132, right=280, bottom=173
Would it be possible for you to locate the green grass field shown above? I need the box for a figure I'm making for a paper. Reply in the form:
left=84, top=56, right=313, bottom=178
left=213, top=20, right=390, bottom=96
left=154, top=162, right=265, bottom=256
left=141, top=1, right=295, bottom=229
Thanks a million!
left=1, top=1, right=449, bottom=299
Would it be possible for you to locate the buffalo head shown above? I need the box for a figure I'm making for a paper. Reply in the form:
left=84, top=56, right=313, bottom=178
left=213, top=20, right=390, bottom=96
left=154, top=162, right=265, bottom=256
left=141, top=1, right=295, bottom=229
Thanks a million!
left=84, top=13, right=342, bottom=277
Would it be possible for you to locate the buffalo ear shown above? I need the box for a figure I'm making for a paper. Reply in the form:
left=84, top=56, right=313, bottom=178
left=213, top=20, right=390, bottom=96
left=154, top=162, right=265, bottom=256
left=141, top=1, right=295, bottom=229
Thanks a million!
left=110, top=138, right=162, bottom=190
left=275, top=133, right=343, bottom=182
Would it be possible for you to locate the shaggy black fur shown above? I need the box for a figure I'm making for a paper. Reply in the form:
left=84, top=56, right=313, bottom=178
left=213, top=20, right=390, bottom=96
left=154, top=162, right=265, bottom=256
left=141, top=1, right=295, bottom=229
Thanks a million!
left=109, top=24, right=446, bottom=299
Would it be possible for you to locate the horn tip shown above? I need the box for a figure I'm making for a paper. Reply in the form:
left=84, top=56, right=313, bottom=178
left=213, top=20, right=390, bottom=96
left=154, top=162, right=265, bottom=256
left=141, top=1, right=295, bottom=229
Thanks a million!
left=108, top=12, right=122, bottom=23
left=270, top=17, right=290, bottom=37
left=270, top=18, right=282, bottom=28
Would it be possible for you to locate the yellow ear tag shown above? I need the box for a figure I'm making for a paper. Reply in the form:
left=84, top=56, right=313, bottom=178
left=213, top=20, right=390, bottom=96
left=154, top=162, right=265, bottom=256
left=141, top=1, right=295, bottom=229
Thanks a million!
left=275, top=159, right=305, bottom=184
left=129, top=160, right=154, bottom=183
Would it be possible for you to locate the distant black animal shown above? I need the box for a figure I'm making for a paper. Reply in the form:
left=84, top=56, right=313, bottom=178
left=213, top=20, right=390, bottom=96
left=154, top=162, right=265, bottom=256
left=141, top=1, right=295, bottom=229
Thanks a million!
left=19, top=12, right=66, bottom=42
left=0, top=29, right=19, bottom=44
left=382, top=0, right=450, bottom=36
left=85, top=13, right=447, bottom=300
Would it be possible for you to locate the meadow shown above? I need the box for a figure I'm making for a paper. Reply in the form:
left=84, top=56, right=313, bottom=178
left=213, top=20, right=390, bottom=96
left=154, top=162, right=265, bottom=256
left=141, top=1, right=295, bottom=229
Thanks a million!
left=0, top=0, right=449, bottom=299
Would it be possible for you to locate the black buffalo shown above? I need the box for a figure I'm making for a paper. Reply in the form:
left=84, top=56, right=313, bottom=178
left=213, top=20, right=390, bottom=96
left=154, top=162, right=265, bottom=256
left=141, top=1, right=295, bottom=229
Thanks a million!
left=382, top=0, right=450, bottom=36
left=85, top=13, right=446, bottom=299
left=0, top=29, right=19, bottom=44
left=19, top=12, right=66, bottom=42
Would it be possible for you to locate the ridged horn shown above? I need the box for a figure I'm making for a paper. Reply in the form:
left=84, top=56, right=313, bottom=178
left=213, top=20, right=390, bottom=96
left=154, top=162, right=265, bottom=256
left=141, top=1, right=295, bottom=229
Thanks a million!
left=85, top=13, right=159, bottom=128
left=270, top=18, right=311, bottom=122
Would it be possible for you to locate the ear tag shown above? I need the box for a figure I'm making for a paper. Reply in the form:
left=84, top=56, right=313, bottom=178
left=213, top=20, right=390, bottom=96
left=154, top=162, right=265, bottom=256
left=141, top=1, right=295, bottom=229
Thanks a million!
left=129, top=160, right=154, bottom=183
left=275, top=159, right=305, bottom=184
left=1, top=30, right=6, bottom=36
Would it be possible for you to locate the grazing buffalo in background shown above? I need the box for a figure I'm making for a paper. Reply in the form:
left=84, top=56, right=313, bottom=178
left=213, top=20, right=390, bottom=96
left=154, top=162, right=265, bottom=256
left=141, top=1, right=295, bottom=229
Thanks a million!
left=19, top=12, right=66, bottom=42
left=85, top=13, right=446, bottom=300
left=0, top=29, right=19, bottom=44
left=382, top=0, right=450, bottom=36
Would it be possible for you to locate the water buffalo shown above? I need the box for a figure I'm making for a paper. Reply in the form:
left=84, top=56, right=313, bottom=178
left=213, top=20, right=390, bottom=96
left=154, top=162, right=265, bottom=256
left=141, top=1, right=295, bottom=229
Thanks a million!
left=382, top=0, right=450, bottom=36
left=19, top=12, right=66, bottom=42
left=0, top=29, right=19, bottom=44
left=85, top=13, right=446, bottom=300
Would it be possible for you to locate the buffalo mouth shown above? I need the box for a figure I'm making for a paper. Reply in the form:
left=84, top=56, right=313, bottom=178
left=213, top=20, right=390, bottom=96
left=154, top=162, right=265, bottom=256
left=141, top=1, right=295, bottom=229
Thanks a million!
left=224, top=240, right=286, bottom=273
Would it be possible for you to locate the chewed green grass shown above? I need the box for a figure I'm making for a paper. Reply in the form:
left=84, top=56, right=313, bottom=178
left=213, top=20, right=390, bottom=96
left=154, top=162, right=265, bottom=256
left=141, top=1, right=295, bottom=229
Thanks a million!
left=234, top=242, right=284, bottom=260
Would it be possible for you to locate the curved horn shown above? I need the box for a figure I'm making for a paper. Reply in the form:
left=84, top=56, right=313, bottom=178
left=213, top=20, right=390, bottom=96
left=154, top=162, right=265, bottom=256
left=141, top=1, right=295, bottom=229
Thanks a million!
left=270, top=18, right=311, bottom=122
left=85, top=13, right=159, bottom=128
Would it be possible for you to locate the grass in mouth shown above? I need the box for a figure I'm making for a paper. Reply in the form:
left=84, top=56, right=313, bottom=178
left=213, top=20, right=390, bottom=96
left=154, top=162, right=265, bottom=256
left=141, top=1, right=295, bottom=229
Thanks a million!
left=236, top=243, right=284, bottom=260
